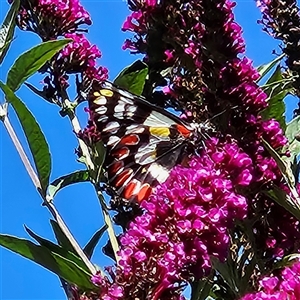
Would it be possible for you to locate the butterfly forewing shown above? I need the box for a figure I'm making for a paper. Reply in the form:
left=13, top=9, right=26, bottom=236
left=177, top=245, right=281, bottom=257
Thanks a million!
left=88, top=81, right=198, bottom=202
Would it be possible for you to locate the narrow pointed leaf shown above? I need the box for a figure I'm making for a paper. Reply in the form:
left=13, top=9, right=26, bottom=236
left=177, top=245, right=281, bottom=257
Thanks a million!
left=84, top=226, right=107, bottom=259
left=191, top=278, right=213, bottom=300
left=211, top=257, right=237, bottom=295
left=48, top=170, right=90, bottom=200
left=0, top=234, right=95, bottom=290
left=114, top=60, right=148, bottom=95
left=285, top=116, right=300, bottom=163
left=7, top=39, right=70, bottom=91
left=286, top=116, right=300, bottom=144
left=276, top=254, right=300, bottom=269
left=50, top=220, right=75, bottom=253
left=263, top=139, right=295, bottom=187
left=25, top=226, right=89, bottom=272
left=90, top=141, right=106, bottom=183
left=0, top=0, right=20, bottom=64
left=24, top=82, right=56, bottom=104
left=0, top=82, right=51, bottom=194
left=262, top=186, right=300, bottom=221
left=257, top=53, right=285, bottom=81
left=262, top=139, right=300, bottom=214
left=260, top=65, right=291, bottom=130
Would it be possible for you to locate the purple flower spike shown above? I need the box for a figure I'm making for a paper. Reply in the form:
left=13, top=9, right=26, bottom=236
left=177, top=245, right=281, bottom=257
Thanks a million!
left=240, top=259, right=300, bottom=300
left=14, top=0, right=91, bottom=39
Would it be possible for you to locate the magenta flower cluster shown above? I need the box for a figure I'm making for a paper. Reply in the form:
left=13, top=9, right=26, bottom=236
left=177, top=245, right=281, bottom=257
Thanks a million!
left=121, top=0, right=287, bottom=184
left=14, top=0, right=91, bottom=39
left=240, top=259, right=300, bottom=300
left=38, top=0, right=91, bottom=29
left=211, top=21, right=286, bottom=183
left=91, top=273, right=124, bottom=300
left=12, top=0, right=108, bottom=98
left=91, top=140, right=250, bottom=299
left=58, top=33, right=108, bottom=81
left=120, top=0, right=292, bottom=264
left=113, top=0, right=294, bottom=297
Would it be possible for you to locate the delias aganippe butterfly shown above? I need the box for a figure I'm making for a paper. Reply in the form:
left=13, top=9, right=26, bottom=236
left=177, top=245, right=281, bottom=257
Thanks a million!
left=88, top=81, right=208, bottom=203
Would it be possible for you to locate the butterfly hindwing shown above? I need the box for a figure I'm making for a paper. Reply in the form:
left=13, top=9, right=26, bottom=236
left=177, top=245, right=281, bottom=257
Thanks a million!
left=88, top=81, right=197, bottom=202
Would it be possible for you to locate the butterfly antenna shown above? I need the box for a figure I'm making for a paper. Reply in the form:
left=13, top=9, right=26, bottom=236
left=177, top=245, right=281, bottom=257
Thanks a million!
left=205, top=105, right=239, bottom=124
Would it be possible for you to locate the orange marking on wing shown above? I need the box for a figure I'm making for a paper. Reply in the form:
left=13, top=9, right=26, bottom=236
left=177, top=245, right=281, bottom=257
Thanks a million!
left=176, top=124, right=191, bottom=138
left=124, top=180, right=140, bottom=200
left=114, top=169, right=133, bottom=187
left=120, top=134, right=139, bottom=145
left=137, top=183, right=152, bottom=202
left=112, top=147, right=130, bottom=159
left=108, top=161, right=124, bottom=174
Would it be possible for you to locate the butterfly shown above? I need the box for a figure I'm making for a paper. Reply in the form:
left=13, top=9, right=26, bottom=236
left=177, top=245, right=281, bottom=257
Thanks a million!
left=87, top=81, right=208, bottom=203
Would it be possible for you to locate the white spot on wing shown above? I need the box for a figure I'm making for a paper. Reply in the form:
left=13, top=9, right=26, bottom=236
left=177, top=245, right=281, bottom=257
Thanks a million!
left=114, top=102, right=125, bottom=113
left=103, top=121, right=120, bottom=133
left=95, top=106, right=107, bottom=114
left=119, top=90, right=135, bottom=101
left=103, top=82, right=113, bottom=89
left=135, top=144, right=156, bottom=165
left=125, top=125, right=145, bottom=135
left=97, top=115, right=108, bottom=123
left=144, top=111, right=176, bottom=127
left=107, top=136, right=120, bottom=146
left=126, top=105, right=136, bottom=113
left=94, top=96, right=107, bottom=105
left=120, top=95, right=134, bottom=105
left=126, top=124, right=139, bottom=131
left=113, top=112, right=124, bottom=119
left=148, top=163, right=169, bottom=183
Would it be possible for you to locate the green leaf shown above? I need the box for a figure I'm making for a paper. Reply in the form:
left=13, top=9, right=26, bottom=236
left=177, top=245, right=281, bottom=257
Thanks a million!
left=114, top=60, right=148, bottom=95
left=24, top=82, right=56, bottom=104
left=262, top=186, right=300, bottom=221
left=257, top=53, right=285, bottom=82
left=7, top=39, right=70, bottom=91
left=260, top=65, right=291, bottom=130
left=286, top=116, right=300, bottom=144
left=0, top=82, right=51, bottom=194
left=84, top=226, right=107, bottom=259
left=275, top=254, right=300, bottom=269
left=282, top=117, right=300, bottom=187
left=50, top=220, right=76, bottom=253
left=85, top=140, right=106, bottom=183
left=48, top=170, right=90, bottom=200
left=0, top=0, right=20, bottom=64
left=24, top=226, right=89, bottom=272
left=285, top=116, right=300, bottom=163
left=211, top=257, right=238, bottom=297
left=91, top=141, right=106, bottom=183
left=263, top=138, right=295, bottom=187
left=262, top=139, right=300, bottom=216
left=191, top=278, right=213, bottom=300
left=0, top=234, right=95, bottom=290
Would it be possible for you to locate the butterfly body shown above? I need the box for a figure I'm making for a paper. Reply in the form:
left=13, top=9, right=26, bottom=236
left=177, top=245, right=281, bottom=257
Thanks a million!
left=88, top=81, right=205, bottom=203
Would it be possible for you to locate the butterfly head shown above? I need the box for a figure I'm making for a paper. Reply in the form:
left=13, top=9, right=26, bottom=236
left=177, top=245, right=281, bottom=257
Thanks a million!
left=185, top=121, right=212, bottom=148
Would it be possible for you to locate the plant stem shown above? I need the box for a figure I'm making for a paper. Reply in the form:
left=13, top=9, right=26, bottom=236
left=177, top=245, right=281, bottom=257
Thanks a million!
left=68, top=110, right=120, bottom=263
left=96, top=188, right=120, bottom=263
left=2, top=112, right=96, bottom=275
left=3, top=111, right=40, bottom=188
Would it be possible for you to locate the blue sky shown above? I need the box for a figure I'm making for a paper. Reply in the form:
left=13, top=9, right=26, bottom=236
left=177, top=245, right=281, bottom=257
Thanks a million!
left=0, top=0, right=290, bottom=299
